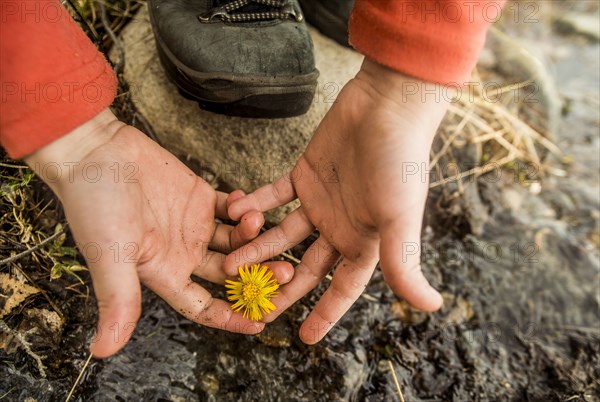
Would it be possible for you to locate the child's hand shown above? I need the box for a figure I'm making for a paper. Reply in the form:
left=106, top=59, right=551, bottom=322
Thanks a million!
left=25, top=108, right=294, bottom=358
left=225, top=58, right=449, bottom=344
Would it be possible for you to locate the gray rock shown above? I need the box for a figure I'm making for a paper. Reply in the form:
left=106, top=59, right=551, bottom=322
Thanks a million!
left=112, top=5, right=364, bottom=223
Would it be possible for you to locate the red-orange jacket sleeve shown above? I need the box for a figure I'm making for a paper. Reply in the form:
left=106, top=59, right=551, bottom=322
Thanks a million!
left=0, top=0, right=116, bottom=159
left=349, top=0, right=506, bottom=85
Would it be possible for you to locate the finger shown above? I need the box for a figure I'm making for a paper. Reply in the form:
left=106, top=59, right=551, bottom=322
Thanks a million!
left=146, top=277, right=264, bottom=334
left=87, top=247, right=142, bottom=358
left=215, top=191, right=231, bottom=220
left=209, top=210, right=264, bottom=253
left=193, top=253, right=294, bottom=285
left=299, top=258, right=376, bottom=345
left=379, top=220, right=443, bottom=312
left=224, top=207, right=314, bottom=276
left=228, top=173, right=297, bottom=220
left=227, top=189, right=246, bottom=210
left=215, top=190, right=247, bottom=220
left=262, top=236, right=340, bottom=323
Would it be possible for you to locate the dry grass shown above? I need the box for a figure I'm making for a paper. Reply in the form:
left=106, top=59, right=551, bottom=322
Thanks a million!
left=0, top=159, right=88, bottom=297
left=0, top=156, right=87, bottom=378
left=68, top=0, right=143, bottom=47
left=430, top=72, right=562, bottom=191
left=387, top=359, right=406, bottom=402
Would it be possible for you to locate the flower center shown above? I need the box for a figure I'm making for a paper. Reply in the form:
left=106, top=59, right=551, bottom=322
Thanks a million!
left=242, top=282, right=260, bottom=302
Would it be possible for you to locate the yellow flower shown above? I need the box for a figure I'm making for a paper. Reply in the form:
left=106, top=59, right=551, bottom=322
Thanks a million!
left=225, top=263, right=279, bottom=321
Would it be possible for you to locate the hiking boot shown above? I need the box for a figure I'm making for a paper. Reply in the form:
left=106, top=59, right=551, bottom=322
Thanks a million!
left=148, top=0, right=319, bottom=118
left=298, top=0, right=355, bottom=47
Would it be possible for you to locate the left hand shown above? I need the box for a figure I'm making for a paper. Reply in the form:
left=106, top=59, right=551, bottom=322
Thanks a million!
left=25, top=109, right=294, bottom=357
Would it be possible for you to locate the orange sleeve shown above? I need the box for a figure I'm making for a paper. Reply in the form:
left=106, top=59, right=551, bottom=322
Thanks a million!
left=0, top=0, right=117, bottom=159
left=349, top=0, right=506, bottom=85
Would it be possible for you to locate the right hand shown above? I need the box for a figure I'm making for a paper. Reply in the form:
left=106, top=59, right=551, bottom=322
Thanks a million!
left=225, top=59, right=448, bottom=344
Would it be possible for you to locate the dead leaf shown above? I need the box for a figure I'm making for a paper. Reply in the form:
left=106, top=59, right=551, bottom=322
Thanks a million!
left=390, top=300, right=428, bottom=325
left=0, top=272, right=40, bottom=318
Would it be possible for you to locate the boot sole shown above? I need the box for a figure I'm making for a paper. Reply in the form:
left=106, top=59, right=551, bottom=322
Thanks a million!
left=150, top=12, right=319, bottom=118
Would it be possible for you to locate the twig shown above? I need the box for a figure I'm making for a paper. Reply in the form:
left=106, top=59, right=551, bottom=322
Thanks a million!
left=13, top=265, right=64, bottom=319
left=0, top=386, right=15, bottom=400
left=281, top=251, right=301, bottom=264
left=429, top=155, right=515, bottom=188
left=494, top=79, right=536, bottom=96
left=430, top=127, right=466, bottom=169
left=0, top=162, right=28, bottom=169
left=99, top=2, right=125, bottom=74
left=447, top=103, right=496, bottom=134
left=33, top=199, right=54, bottom=221
left=0, top=227, right=65, bottom=267
left=387, top=359, right=405, bottom=402
left=0, top=227, right=68, bottom=318
left=361, top=293, right=378, bottom=302
left=65, top=352, right=94, bottom=402
left=64, top=0, right=101, bottom=43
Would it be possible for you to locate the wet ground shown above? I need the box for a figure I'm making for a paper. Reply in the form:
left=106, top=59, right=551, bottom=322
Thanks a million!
left=1, top=1, right=599, bottom=401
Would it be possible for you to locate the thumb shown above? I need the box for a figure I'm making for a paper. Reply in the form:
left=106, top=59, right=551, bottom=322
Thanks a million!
left=85, top=242, right=142, bottom=358
left=379, top=220, right=443, bottom=312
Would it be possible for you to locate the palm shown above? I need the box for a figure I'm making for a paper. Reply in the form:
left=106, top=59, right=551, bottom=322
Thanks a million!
left=226, top=62, right=448, bottom=343
left=295, top=81, right=429, bottom=261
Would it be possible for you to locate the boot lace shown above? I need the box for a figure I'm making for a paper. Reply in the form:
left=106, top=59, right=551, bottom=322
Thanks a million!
left=199, top=0, right=303, bottom=23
